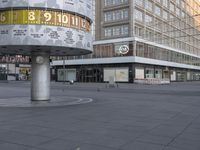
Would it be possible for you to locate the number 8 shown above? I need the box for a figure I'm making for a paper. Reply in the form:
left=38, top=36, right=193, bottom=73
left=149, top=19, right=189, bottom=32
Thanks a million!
left=29, top=11, right=35, bottom=21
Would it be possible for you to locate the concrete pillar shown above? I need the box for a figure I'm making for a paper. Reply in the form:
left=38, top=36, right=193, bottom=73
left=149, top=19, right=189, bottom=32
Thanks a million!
left=31, top=52, right=50, bottom=101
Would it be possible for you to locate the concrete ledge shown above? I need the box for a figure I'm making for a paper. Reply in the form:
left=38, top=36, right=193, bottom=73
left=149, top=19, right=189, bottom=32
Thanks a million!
left=0, top=80, right=8, bottom=83
left=134, top=78, right=170, bottom=85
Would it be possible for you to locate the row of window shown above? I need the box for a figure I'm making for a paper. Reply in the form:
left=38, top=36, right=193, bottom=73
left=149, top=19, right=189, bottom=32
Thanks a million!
left=136, top=3, right=185, bottom=19
left=104, top=9, right=129, bottom=22
left=136, top=0, right=200, bottom=18
left=104, top=25, right=129, bottom=37
left=73, top=41, right=200, bottom=67
left=63, top=41, right=200, bottom=67
left=144, top=68, right=200, bottom=81
left=134, top=6, right=200, bottom=55
left=135, top=8, right=185, bottom=24
left=136, top=42, right=200, bottom=66
left=135, top=25, right=200, bottom=56
left=136, top=0, right=186, bottom=10
left=104, top=0, right=128, bottom=7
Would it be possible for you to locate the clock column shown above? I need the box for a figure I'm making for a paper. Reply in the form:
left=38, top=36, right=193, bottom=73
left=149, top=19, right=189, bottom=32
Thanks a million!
left=31, top=52, right=50, bottom=101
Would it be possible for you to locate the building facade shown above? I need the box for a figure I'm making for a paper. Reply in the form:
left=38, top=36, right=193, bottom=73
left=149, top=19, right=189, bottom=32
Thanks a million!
left=53, top=0, right=200, bottom=82
left=0, top=55, right=30, bottom=81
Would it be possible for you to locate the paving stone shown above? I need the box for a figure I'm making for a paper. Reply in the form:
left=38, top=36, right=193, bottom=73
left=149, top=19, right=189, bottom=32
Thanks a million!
left=148, top=125, right=184, bottom=138
left=0, top=142, right=43, bottom=150
left=121, top=141, right=164, bottom=150
left=76, top=143, right=117, bottom=150
left=60, top=132, right=129, bottom=149
left=169, top=138, right=200, bottom=150
left=37, top=139, right=79, bottom=150
left=136, top=134, right=172, bottom=145
left=163, top=146, right=181, bottom=150
left=0, top=131, right=52, bottom=147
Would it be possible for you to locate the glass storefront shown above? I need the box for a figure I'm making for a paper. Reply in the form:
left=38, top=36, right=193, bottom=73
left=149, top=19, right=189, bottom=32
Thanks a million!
left=103, top=67, right=129, bottom=82
left=145, top=68, right=154, bottom=78
left=19, top=67, right=31, bottom=80
left=155, top=69, right=162, bottom=79
left=177, top=71, right=187, bottom=81
left=77, top=68, right=102, bottom=83
left=57, top=69, right=76, bottom=82
left=55, top=63, right=200, bottom=83
left=0, top=65, right=7, bottom=80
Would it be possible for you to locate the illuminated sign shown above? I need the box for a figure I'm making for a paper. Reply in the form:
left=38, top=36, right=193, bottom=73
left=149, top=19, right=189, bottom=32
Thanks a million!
left=118, top=45, right=129, bottom=55
left=0, top=9, right=91, bottom=32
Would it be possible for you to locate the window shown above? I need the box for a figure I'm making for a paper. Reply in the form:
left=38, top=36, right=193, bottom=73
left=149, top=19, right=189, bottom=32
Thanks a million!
left=136, top=0, right=143, bottom=6
left=104, top=28, right=112, bottom=37
left=145, top=0, right=153, bottom=11
left=163, top=10, right=168, bottom=20
left=113, top=26, right=121, bottom=36
left=176, top=0, right=180, bottom=5
left=121, top=25, right=129, bottom=35
left=163, top=0, right=168, bottom=7
left=104, top=9, right=129, bottom=22
left=155, top=0, right=161, bottom=3
left=105, top=0, right=128, bottom=6
left=155, top=5, right=161, bottom=16
left=170, top=2, right=175, bottom=12
left=145, top=14, right=153, bottom=23
left=104, top=12, right=112, bottom=22
left=135, top=9, right=143, bottom=22
left=181, top=0, right=185, bottom=8
left=176, top=7, right=180, bottom=16
left=104, top=25, right=129, bottom=38
left=181, top=11, right=185, bottom=18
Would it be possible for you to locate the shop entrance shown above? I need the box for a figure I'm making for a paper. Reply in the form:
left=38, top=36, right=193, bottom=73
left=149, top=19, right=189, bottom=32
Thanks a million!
left=177, top=71, right=187, bottom=81
left=77, top=67, right=103, bottom=82
left=0, top=66, right=7, bottom=80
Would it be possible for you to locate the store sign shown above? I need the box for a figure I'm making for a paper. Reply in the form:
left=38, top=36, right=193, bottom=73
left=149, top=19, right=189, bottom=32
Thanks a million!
left=119, top=45, right=129, bottom=55
left=0, top=9, right=91, bottom=32
left=0, top=56, right=30, bottom=63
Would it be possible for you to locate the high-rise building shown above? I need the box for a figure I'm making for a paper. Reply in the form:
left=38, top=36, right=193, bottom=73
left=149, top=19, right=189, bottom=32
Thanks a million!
left=53, top=0, right=200, bottom=83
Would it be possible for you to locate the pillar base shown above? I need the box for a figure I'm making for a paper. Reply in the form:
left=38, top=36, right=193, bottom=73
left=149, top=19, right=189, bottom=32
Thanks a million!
left=31, top=52, right=50, bottom=101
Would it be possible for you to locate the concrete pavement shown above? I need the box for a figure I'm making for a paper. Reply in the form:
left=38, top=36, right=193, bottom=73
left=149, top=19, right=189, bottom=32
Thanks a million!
left=0, top=81, right=200, bottom=150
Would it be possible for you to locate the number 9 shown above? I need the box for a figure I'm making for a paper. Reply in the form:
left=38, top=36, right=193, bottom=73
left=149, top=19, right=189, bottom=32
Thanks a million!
left=44, top=12, right=52, bottom=22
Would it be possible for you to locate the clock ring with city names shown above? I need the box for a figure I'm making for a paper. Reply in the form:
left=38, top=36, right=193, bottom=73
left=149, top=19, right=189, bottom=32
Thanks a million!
left=0, top=9, right=91, bottom=32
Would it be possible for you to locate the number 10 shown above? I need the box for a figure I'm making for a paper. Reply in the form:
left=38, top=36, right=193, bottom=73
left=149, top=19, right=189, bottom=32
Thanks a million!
left=57, top=13, right=69, bottom=24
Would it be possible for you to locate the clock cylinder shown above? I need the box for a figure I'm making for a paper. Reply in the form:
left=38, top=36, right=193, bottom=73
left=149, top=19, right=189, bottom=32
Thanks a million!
left=0, top=0, right=93, bottom=56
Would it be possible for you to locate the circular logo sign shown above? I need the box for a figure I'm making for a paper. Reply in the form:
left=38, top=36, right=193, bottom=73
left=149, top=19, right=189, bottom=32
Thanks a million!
left=119, top=45, right=129, bottom=55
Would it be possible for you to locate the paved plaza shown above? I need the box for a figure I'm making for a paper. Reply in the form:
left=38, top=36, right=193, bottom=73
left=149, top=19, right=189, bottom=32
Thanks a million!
left=0, top=81, right=200, bottom=150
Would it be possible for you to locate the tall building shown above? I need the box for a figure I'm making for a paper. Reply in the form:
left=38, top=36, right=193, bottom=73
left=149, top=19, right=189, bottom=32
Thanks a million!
left=53, top=0, right=200, bottom=83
